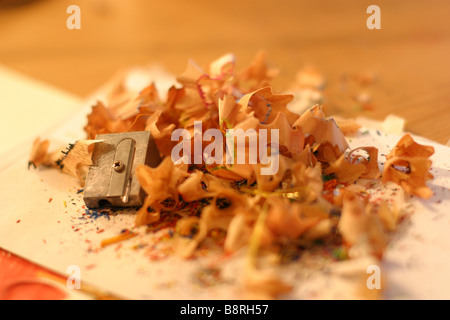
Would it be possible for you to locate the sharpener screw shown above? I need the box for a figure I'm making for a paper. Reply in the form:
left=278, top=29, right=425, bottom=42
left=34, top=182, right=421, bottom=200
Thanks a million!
left=113, top=161, right=124, bottom=172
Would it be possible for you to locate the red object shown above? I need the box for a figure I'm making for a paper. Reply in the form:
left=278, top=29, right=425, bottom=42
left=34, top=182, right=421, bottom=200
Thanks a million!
left=0, top=248, right=67, bottom=300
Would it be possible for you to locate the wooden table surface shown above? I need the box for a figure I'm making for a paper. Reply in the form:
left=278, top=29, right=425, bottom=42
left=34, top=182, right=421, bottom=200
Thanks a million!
left=0, top=0, right=449, bottom=144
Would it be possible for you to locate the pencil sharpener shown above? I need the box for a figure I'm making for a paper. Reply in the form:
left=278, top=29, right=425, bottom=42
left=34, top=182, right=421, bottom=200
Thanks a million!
left=83, top=131, right=161, bottom=208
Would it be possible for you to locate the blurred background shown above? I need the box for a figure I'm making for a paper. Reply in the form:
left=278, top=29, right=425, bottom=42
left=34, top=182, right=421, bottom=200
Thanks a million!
left=0, top=0, right=449, bottom=144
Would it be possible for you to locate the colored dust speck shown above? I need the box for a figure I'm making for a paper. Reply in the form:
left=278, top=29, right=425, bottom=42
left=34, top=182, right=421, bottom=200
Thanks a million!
left=193, top=266, right=224, bottom=287
left=84, top=208, right=111, bottom=221
left=155, top=281, right=177, bottom=290
left=144, top=229, right=176, bottom=261
left=132, top=243, right=148, bottom=250
left=362, top=103, right=374, bottom=111
left=332, top=247, right=348, bottom=261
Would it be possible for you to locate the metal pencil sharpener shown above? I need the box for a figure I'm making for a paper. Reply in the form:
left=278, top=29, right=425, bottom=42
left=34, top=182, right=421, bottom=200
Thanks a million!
left=83, top=131, right=161, bottom=208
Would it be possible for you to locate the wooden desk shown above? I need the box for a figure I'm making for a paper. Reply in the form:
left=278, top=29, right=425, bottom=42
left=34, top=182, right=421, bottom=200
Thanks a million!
left=1, top=0, right=449, bottom=144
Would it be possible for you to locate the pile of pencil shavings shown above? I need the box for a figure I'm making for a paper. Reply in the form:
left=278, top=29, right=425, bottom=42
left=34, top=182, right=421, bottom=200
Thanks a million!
left=29, top=52, right=435, bottom=299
